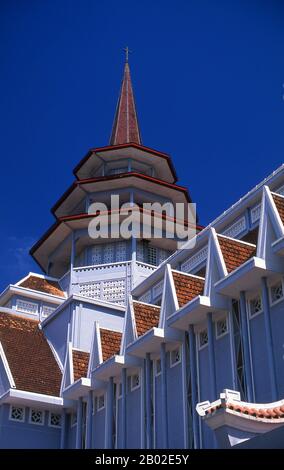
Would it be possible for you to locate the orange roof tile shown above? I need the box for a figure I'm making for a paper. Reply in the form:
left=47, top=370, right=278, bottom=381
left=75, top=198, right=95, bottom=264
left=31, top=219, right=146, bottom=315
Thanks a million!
left=0, top=312, right=62, bottom=396
left=172, top=271, right=204, bottom=308
left=217, top=235, right=256, bottom=274
left=18, top=275, right=65, bottom=297
left=73, top=349, right=89, bottom=381
left=205, top=401, right=284, bottom=420
left=132, top=302, right=160, bottom=337
left=100, top=329, right=122, bottom=361
left=272, top=193, right=284, bottom=224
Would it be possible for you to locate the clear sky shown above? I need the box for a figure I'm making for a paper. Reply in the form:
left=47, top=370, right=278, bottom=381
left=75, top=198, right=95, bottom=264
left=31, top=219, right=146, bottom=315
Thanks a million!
left=1, top=1, right=284, bottom=290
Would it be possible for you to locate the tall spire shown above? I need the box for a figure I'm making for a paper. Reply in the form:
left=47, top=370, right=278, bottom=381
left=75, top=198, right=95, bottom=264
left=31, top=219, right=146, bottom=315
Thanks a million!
left=110, top=51, right=142, bottom=146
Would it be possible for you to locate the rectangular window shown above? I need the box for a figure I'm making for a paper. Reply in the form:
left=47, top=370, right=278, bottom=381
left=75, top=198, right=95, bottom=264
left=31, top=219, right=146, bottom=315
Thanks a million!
left=16, top=299, right=38, bottom=315
left=270, top=280, right=284, bottom=305
left=42, top=305, right=56, bottom=318
left=131, top=373, right=140, bottom=391
left=9, top=406, right=25, bottom=422
left=148, top=246, right=157, bottom=266
left=249, top=295, right=263, bottom=317
left=29, top=409, right=44, bottom=426
left=199, top=329, right=208, bottom=349
left=155, top=358, right=161, bottom=376
left=170, top=347, right=181, bottom=367
left=216, top=317, right=228, bottom=339
left=97, top=394, right=105, bottom=412
left=49, top=413, right=62, bottom=428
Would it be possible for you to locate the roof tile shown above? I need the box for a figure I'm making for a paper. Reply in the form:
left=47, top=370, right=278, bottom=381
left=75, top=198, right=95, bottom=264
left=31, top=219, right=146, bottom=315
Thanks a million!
left=100, top=329, right=122, bottom=362
left=73, top=350, right=89, bottom=382
left=18, top=275, right=65, bottom=298
left=172, top=271, right=204, bottom=308
left=217, top=236, right=256, bottom=274
left=132, top=302, right=160, bottom=337
left=0, top=312, right=62, bottom=396
left=272, top=193, right=284, bottom=224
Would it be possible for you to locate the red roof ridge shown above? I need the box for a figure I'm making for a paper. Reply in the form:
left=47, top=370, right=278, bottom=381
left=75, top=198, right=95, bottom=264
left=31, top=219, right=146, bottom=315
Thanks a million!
left=171, top=269, right=205, bottom=281
left=217, top=233, right=256, bottom=248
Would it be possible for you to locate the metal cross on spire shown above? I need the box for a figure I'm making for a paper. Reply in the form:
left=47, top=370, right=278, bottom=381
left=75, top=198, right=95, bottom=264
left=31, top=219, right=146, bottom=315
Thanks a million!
left=123, top=46, right=132, bottom=63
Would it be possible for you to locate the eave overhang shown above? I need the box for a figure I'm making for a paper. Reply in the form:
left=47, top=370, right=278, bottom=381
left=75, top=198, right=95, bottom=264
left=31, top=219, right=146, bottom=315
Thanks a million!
left=167, top=295, right=217, bottom=329
left=0, top=389, right=63, bottom=410
left=62, top=377, right=91, bottom=400
left=73, top=143, right=178, bottom=183
left=0, top=284, right=66, bottom=307
left=215, top=257, right=268, bottom=298
left=52, top=172, right=191, bottom=217
left=126, top=327, right=182, bottom=358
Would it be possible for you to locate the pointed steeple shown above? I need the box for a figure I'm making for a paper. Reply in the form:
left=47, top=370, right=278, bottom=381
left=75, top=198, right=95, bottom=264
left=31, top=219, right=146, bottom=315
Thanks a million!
left=110, top=53, right=142, bottom=146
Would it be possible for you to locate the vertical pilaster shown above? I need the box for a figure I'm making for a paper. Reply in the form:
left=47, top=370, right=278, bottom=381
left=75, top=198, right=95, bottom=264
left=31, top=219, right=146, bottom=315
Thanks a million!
left=181, top=334, right=189, bottom=449
left=145, top=353, right=152, bottom=449
left=189, top=325, right=199, bottom=449
left=106, top=377, right=114, bottom=449
left=207, top=313, right=217, bottom=399
left=228, top=308, right=238, bottom=390
left=69, top=232, right=76, bottom=295
left=85, top=390, right=93, bottom=449
left=60, top=409, right=67, bottom=449
left=261, top=277, right=278, bottom=401
left=160, top=342, right=169, bottom=448
left=76, top=397, right=83, bottom=449
left=239, top=291, right=254, bottom=402
left=122, top=368, right=127, bottom=448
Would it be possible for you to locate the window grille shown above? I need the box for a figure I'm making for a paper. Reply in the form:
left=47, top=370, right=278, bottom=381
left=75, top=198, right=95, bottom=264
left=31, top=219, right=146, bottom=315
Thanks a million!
left=216, top=318, right=228, bottom=338
left=10, top=406, right=24, bottom=422
left=30, top=409, right=44, bottom=425
left=199, top=329, right=208, bottom=348
left=16, top=299, right=38, bottom=315
left=49, top=413, right=61, bottom=427
left=270, top=280, right=283, bottom=304
left=249, top=295, right=262, bottom=317
left=131, top=373, right=140, bottom=391
left=170, top=347, right=181, bottom=367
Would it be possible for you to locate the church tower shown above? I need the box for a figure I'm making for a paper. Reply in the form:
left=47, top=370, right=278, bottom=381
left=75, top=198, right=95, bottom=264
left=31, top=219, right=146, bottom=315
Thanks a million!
left=30, top=56, right=196, bottom=306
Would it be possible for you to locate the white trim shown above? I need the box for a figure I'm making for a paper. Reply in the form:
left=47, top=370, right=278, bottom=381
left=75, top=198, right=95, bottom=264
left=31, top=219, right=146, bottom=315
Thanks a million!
left=0, top=342, right=16, bottom=388
left=171, top=269, right=205, bottom=280
left=15, top=272, right=60, bottom=286
left=1, top=389, right=63, bottom=407
left=29, top=408, right=45, bottom=426
left=46, top=337, right=63, bottom=373
left=217, top=233, right=256, bottom=248
left=9, top=405, right=25, bottom=423
left=169, top=346, right=182, bottom=368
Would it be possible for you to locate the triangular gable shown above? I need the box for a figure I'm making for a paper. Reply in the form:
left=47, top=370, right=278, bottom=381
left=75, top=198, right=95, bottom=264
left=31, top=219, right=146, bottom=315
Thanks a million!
left=257, top=186, right=284, bottom=270
left=204, top=228, right=229, bottom=308
left=88, top=321, right=103, bottom=375
left=60, top=340, right=74, bottom=394
left=120, top=296, right=137, bottom=355
left=0, top=341, right=15, bottom=394
left=159, top=264, right=180, bottom=329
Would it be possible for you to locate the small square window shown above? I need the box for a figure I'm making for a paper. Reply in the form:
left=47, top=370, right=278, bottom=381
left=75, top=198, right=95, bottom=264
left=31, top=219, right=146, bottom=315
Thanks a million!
left=199, top=329, right=208, bottom=349
left=155, top=358, right=161, bottom=376
left=131, top=373, right=140, bottom=391
left=30, top=409, right=44, bottom=426
left=249, top=295, right=262, bottom=317
left=216, top=318, right=228, bottom=338
left=49, top=413, right=62, bottom=428
left=270, top=281, right=284, bottom=305
left=170, top=347, right=181, bottom=367
left=10, top=406, right=25, bottom=422
left=97, top=394, right=105, bottom=411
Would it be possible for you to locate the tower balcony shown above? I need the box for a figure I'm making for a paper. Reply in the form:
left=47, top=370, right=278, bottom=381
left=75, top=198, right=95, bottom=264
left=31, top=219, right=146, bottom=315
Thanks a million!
left=62, top=260, right=156, bottom=306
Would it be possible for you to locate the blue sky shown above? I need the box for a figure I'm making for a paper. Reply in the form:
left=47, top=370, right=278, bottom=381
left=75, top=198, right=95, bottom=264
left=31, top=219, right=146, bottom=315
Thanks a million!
left=1, top=1, right=284, bottom=290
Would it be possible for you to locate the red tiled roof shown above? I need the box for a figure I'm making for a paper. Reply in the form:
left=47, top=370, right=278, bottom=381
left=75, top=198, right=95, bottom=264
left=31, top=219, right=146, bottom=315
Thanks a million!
left=217, top=235, right=256, bottom=274
left=100, top=329, right=122, bottom=361
left=205, top=401, right=284, bottom=420
left=18, top=275, right=65, bottom=298
left=172, top=271, right=205, bottom=308
left=110, top=62, right=141, bottom=146
left=272, top=193, right=284, bottom=224
left=73, top=349, right=89, bottom=382
left=0, top=312, right=62, bottom=396
left=132, top=301, right=160, bottom=337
